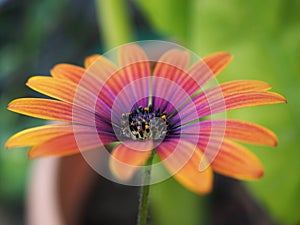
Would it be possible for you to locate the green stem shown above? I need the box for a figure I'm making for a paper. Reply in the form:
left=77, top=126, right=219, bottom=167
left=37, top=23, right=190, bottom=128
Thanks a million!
left=137, top=152, right=155, bottom=225
left=95, top=0, right=134, bottom=50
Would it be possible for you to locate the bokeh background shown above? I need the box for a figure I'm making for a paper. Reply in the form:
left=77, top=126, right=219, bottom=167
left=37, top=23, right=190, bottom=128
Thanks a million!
left=0, top=0, right=299, bottom=224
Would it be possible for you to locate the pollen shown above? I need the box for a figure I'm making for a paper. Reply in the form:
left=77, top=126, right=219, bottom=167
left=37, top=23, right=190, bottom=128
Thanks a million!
left=120, top=104, right=169, bottom=141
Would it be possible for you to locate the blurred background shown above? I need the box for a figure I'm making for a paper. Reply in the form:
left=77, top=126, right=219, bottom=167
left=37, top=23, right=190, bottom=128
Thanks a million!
left=0, top=0, right=299, bottom=224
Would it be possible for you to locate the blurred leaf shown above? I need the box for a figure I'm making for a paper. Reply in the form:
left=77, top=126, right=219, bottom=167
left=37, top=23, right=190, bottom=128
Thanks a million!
left=95, top=0, right=134, bottom=49
left=151, top=177, right=208, bottom=225
left=0, top=96, right=30, bottom=202
left=135, top=0, right=191, bottom=41
left=0, top=150, right=29, bottom=202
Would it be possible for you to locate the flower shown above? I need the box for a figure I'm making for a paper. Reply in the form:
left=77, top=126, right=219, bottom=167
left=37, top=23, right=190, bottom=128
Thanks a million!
left=6, top=42, right=286, bottom=194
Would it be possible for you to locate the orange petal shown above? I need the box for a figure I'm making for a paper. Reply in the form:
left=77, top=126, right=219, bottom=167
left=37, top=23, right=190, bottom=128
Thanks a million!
left=154, top=49, right=190, bottom=80
left=83, top=55, right=120, bottom=107
left=27, top=77, right=96, bottom=108
left=84, top=54, right=101, bottom=68
left=221, top=80, right=271, bottom=94
left=8, top=98, right=73, bottom=122
left=83, top=54, right=120, bottom=109
left=6, top=124, right=116, bottom=148
left=27, top=76, right=78, bottom=103
left=193, top=80, right=272, bottom=105
left=225, top=119, right=278, bottom=146
left=181, top=52, right=232, bottom=94
left=85, top=54, right=118, bottom=83
left=210, top=139, right=264, bottom=180
left=224, top=91, right=287, bottom=110
left=203, top=52, right=233, bottom=75
left=152, top=49, right=194, bottom=99
left=7, top=98, right=97, bottom=125
left=99, top=44, right=151, bottom=107
left=197, top=119, right=278, bottom=146
left=118, top=43, right=149, bottom=66
left=156, top=140, right=213, bottom=194
left=109, top=141, right=153, bottom=181
left=27, top=75, right=110, bottom=104
left=6, top=124, right=73, bottom=148
left=28, top=132, right=103, bottom=158
left=51, top=64, right=85, bottom=84
left=26, top=76, right=114, bottom=121
left=196, top=91, right=286, bottom=117
left=118, top=43, right=151, bottom=83
left=186, top=80, right=272, bottom=114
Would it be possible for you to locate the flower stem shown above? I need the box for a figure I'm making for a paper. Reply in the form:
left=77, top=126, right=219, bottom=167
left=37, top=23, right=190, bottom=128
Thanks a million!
left=137, top=151, right=155, bottom=225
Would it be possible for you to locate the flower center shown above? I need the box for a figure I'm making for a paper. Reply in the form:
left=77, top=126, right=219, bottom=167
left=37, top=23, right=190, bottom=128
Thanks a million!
left=120, top=105, right=169, bottom=141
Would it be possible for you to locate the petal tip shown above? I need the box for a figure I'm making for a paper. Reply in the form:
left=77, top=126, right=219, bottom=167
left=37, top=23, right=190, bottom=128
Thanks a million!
left=197, top=180, right=213, bottom=195
left=84, top=54, right=101, bottom=68
left=28, top=148, right=52, bottom=159
left=248, top=165, right=265, bottom=180
left=109, top=142, right=152, bottom=182
left=5, top=141, right=11, bottom=149
left=109, top=157, right=136, bottom=181
left=7, top=99, right=21, bottom=112
left=7, top=99, right=17, bottom=110
left=184, top=171, right=214, bottom=195
left=28, top=146, right=42, bottom=159
left=275, top=93, right=287, bottom=103
left=27, top=150, right=35, bottom=159
left=27, top=146, right=45, bottom=159
left=25, top=76, right=40, bottom=87
left=257, top=169, right=264, bottom=179
left=272, top=136, right=279, bottom=147
left=249, top=168, right=264, bottom=180
left=5, top=138, right=14, bottom=149
left=203, top=52, right=234, bottom=76
left=219, top=52, right=234, bottom=61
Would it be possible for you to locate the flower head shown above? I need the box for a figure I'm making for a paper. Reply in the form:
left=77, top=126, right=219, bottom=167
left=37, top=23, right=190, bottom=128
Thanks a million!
left=6, top=41, right=286, bottom=194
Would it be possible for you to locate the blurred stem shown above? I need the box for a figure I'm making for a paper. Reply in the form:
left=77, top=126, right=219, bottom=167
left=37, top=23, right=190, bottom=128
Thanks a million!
left=95, top=0, right=134, bottom=50
left=137, top=151, right=155, bottom=225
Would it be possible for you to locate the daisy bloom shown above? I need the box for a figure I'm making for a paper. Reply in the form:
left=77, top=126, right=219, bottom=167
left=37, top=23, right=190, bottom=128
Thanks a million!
left=6, top=41, right=286, bottom=194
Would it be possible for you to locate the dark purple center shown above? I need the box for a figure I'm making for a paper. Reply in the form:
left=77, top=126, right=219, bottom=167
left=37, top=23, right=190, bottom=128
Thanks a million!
left=120, top=104, right=169, bottom=141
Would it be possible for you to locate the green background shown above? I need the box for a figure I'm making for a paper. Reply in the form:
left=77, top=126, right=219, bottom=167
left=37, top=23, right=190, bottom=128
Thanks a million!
left=0, top=0, right=298, bottom=224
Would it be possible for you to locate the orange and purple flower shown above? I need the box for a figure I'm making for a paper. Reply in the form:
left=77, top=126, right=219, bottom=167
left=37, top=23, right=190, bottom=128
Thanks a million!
left=6, top=42, right=286, bottom=194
